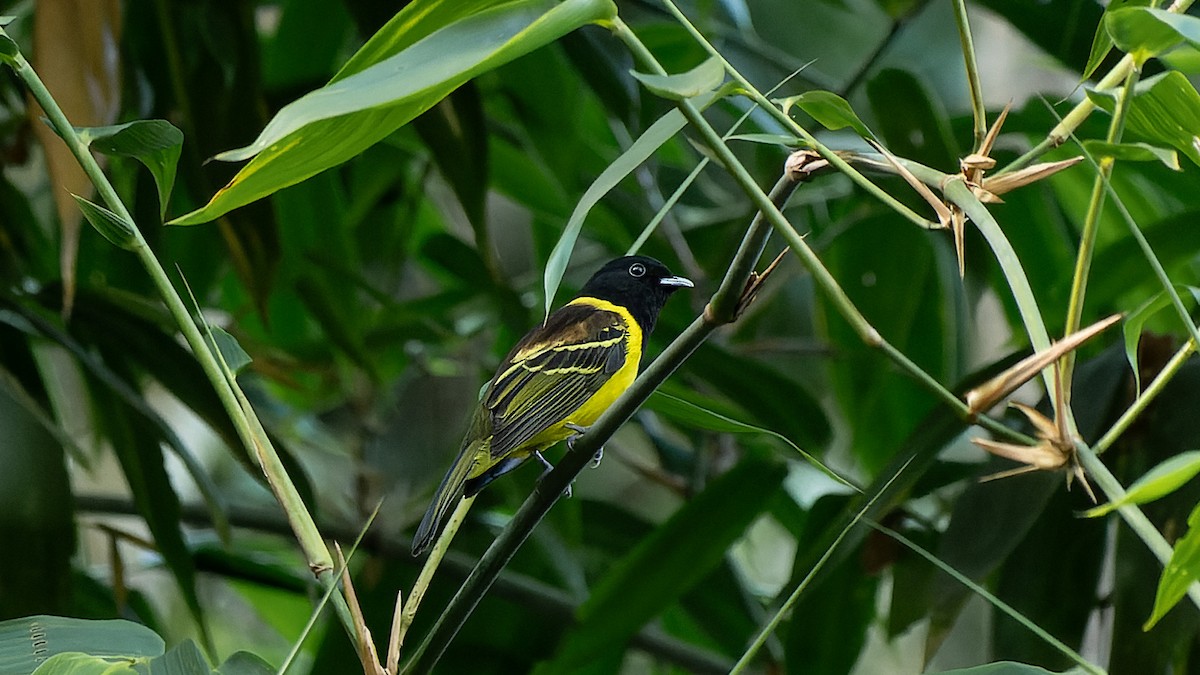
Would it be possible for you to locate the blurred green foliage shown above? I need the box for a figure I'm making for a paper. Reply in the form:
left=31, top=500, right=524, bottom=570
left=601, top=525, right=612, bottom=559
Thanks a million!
left=4, top=0, right=1200, bottom=673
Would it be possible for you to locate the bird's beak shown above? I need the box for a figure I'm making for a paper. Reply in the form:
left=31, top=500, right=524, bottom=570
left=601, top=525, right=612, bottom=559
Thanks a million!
left=659, top=275, right=694, bottom=289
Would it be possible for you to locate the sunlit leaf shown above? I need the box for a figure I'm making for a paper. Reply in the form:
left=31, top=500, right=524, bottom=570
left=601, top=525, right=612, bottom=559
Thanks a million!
left=1087, top=70, right=1200, bottom=167
left=30, top=652, right=141, bottom=675
left=1085, top=451, right=1200, bottom=518
left=631, top=56, right=724, bottom=100
left=1083, top=0, right=1152, bottom=81
left=77, top=120, right=183, bottom=218
left=171, top=0, right=617, bottom=225
left=1106, top=7, right=1200, bottom=65
left=1081, top=140, right=1180, bottom=170
left=1145, top=501, right=1200, bottom=629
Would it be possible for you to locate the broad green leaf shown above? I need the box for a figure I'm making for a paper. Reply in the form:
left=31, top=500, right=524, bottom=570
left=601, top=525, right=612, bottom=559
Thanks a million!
left=927, top=662, right=1078, bottom=675
left=1085, top=451, right=1200, bottom=518
left=30, top=653, right=140, bottom=675
left=1107, top=7, right=1200, bottom=65
left=0, top=617, right=163, bottom=673
left=1083, top=0, right=1153, bottom=80
left=77, top=121, right=183, bottom=218
left=631, top=56, right=724, bottom=100
left=542, top=84, right=738, bottom=315
left=1080, top=140, right=1179, bottom=170
left=171, top=0, right=616, bottom=225
left=1087, top=71, right=1200, bottom=167
left=1146, top=501, right=1200, bottom=629
left=778, top=90, right=874, bottom=139
left=541, top=458, right=787, bottom=672
left=71, top=195, right=137, bottom=251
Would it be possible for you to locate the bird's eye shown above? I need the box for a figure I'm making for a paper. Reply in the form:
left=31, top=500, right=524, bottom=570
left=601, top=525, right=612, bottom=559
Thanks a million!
left=629, top=263, right=646, bottom=278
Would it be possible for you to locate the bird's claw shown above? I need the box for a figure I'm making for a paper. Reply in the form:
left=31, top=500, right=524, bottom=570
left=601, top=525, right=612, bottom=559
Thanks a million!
left=565, top=424, right=604, bottom=468
left=533, top=450, right=573, bottom=498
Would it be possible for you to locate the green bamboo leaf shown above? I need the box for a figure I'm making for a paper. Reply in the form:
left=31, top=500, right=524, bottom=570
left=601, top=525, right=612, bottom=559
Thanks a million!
left=0, top=616, right=163, bottom=673
left=631, top=56, right=724, bottom=100
left=541, top=458, right=787, bottom=672
left=1107, top=7, right=1200, bottom=65
left=1087, top=71, right=1200, bottom=167
left=1080, top=140, right=1180, bottom=170
left=541, top=83, right=736, bottom=315
left=71, top=195, right=137, bottom=251
left=76, top=121, right=183, bottom=218
left=778, top=90, right=874, bottom=139
left=1083, top=0, right=1152, bottom=81
left=1085, top=451, right=1200, bottom=518
left=1121, top=286, right=1200, bottom=393
left=1146, top=501, right=1200, bottom=629
left=171, top=0, right=616, bottom=226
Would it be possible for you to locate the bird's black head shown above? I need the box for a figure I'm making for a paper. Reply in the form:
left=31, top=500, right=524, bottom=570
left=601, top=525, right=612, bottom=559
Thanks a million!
left=576, top=255, right=693, bottom=334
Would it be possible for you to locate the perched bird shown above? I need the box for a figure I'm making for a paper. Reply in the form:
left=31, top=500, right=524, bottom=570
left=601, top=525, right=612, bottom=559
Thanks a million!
left=411, top=255, right=693, bottom=555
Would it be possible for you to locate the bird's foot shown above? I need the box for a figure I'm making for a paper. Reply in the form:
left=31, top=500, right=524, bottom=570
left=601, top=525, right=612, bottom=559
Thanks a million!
left=564, top=424, right=604, bottom=468
left=533, top=451, right=572, bottom=499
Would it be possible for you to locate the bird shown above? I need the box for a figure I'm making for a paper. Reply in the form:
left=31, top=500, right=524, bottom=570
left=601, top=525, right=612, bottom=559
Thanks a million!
left=411, top=255, right=693, bottom=556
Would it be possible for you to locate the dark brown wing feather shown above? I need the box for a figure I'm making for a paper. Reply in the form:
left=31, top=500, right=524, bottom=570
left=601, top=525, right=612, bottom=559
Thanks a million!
left=484, top=303, right=627, bottom=459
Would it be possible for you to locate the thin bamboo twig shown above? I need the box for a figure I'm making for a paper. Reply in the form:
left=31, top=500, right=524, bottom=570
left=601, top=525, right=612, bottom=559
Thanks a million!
left=729, top=457, right=914, bottom=674
left=1093, top=340, right=1196, bottom=455
left=657, top=0, right=937, bottom=231
left=1061, top=66, right=1141, bottom=395
left=951, top=0, right=987, bottom=149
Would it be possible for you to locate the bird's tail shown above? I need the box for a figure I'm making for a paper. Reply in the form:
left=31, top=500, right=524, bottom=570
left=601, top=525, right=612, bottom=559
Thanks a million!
left=411, top=439, right=484, bottom=556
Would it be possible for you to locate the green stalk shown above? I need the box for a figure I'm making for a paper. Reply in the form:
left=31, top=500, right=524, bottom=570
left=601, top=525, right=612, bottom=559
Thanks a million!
left=1061, top=66, right=1140, bottom=393
left=1093, top=340, right=1196, bottom=455
left=0, top=37, right=358, bottom=640
left=951, top=0, right=987, bottom=149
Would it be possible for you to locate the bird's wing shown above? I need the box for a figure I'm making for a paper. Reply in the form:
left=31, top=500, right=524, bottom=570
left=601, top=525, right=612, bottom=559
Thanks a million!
left=484, top=303, right=628, bottom=459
